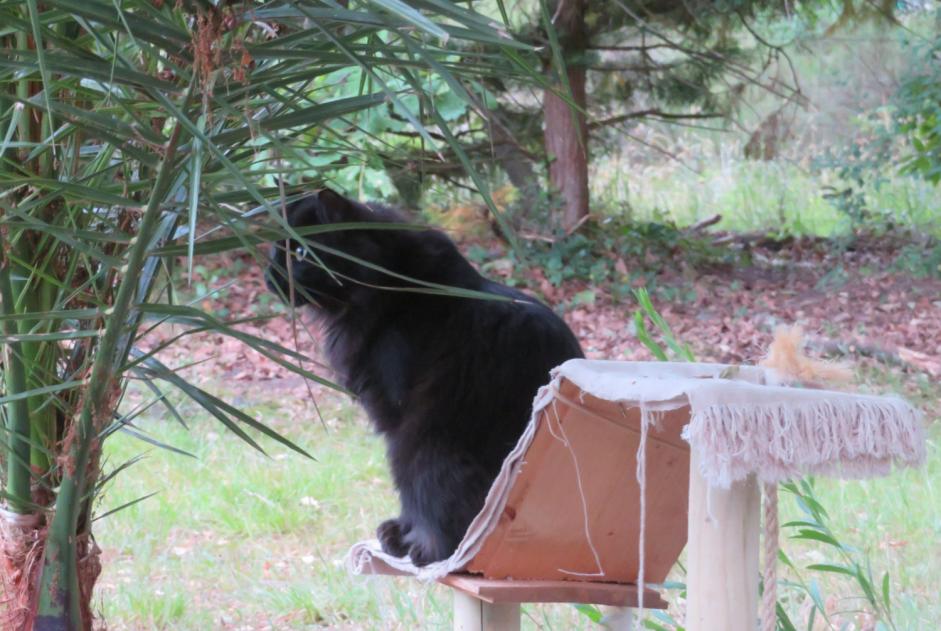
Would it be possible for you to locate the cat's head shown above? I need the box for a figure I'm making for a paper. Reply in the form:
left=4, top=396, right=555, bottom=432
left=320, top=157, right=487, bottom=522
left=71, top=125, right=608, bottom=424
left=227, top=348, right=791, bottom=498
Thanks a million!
left=265, top=188, right=408, bottom=311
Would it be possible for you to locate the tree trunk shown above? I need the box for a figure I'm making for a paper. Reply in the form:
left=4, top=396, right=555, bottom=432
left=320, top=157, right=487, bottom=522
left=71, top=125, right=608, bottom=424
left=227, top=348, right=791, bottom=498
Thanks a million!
left=543, top=67, right=589, bottom=231
left=543, top=0, right=590, bottom=231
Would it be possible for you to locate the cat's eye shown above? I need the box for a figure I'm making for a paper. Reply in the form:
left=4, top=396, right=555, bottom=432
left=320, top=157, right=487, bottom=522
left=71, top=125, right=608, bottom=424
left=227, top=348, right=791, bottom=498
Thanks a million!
left=293, top=245, right=306, bottom=261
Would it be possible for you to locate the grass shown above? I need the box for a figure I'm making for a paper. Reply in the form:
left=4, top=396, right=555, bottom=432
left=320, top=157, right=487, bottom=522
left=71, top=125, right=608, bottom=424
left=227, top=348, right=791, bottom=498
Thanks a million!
left=592, top=149, right=941, bottom=239
left=788, top=455, right=941, bottom=627
left=774, top=365, right=941, bottom=629
left=95, top=383, right=598, bottom=630
left=94, top=366, right=940, bottom=630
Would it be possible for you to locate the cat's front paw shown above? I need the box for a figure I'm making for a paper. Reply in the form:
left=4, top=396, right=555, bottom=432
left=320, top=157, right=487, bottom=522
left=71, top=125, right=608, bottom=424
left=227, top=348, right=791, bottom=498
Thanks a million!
left=376, top=518, right=410, bottom=558
left=407, top=537, right=449, bottom=567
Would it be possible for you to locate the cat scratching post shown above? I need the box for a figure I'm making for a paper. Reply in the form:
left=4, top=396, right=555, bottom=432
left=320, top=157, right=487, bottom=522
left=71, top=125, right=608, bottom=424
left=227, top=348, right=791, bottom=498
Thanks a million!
left=680, top=363, right=925, bottom=631
left=685, top=455, right=760, bottom=631
left=347, top=360, right=925, bottom=631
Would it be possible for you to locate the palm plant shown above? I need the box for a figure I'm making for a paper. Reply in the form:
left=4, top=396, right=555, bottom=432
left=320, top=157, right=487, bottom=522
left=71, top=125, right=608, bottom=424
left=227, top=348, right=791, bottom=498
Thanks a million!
left=0, top=1, right=536, bottom=628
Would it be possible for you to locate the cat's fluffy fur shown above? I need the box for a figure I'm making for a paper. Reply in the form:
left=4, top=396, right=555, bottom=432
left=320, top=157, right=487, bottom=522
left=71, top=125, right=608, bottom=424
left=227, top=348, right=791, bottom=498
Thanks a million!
left=266, top=189, right=583, bottom=566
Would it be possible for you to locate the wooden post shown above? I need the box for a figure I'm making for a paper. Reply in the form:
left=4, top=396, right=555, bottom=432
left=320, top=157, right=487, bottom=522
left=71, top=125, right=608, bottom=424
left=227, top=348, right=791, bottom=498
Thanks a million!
left=452, top=590, right=520, bottom=631
left=686, top=452, right=760, bottom=631
left=602, top=606, right=635, bottom=629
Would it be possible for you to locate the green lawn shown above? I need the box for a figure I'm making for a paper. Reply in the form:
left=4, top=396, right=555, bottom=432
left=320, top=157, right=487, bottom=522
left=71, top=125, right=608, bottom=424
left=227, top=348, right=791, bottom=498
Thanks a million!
left=95, top=369, right=939, bottom=630
left=788, top=366, right=941, bottom=629
left=592, top=156, right=941, bottom=239
left=96, top=384, right=599, bottom=629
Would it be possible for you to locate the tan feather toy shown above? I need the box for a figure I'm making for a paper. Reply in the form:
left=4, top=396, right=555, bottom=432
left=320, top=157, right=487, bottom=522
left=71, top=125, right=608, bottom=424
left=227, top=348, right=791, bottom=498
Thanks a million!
left=760, top=325, right=853, bottom=387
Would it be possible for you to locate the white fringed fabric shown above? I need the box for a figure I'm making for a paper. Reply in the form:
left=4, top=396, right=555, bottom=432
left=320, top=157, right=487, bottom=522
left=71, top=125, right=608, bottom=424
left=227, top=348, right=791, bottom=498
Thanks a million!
left=557, top=359, right=925, bottom=489
left=683, top=393, right=925, bottom=488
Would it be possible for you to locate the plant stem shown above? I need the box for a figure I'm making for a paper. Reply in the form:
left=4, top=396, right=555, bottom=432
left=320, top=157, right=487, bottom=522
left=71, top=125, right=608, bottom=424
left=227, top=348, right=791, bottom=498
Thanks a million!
left=0, top=22, right=35, bottom=516
left=35, top=116, right=186, bottom=631
left=15, top=27, right=30, bottom=167
left=28, top=275, right=57, bottom=478
left=0, top=225, right=34, bottom=514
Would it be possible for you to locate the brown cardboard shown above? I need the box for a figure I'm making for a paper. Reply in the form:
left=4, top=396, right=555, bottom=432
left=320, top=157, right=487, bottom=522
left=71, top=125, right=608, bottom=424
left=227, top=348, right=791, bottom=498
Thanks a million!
left=466, top=377, right=690, bottom=584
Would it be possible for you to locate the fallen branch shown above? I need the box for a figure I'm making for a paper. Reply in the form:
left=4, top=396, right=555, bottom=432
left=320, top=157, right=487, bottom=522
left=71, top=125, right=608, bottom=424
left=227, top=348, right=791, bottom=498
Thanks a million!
left=683, top=214, right=722, bottom=235
left=810, top=339, right=906, bottom=369
left=588, top=109, right=722, bottom=131
left=565, top=213, right=591, bottom=237
left=819, top=340, right=941, bottom=377
left=711, top=231, right=793, bottom=248
left=518, top=231, right=556, bottom=244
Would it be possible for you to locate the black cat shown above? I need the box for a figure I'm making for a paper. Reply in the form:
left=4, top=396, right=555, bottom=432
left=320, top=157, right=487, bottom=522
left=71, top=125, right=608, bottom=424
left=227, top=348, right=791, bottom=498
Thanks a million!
left=266, top=189, right=583, bottom=566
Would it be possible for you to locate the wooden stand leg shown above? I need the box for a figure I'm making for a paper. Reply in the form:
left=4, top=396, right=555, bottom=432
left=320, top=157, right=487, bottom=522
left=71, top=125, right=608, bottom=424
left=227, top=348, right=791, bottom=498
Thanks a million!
left=452, top=590, right=521, bottom=631
left=601, top=606, right=635, bottom=629
left=686, top=452, right=760, bottom=631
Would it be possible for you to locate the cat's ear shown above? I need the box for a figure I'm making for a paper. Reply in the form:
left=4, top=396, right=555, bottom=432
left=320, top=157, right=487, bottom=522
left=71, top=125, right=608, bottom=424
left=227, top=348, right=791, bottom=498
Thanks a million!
left=287, top=188, right=351, bottom=226
left=315, top=188, right=358, bottom=223
left=287, top=188, right=362, bottom=227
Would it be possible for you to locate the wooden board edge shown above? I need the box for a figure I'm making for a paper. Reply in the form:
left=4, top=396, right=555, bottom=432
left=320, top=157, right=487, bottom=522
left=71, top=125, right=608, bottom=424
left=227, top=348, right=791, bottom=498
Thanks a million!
left=439, top=574, right=668, bottom=609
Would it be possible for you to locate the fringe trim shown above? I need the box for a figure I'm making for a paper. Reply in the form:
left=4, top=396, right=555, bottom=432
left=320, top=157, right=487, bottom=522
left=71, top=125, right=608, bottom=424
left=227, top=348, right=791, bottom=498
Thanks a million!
left=683, top=397, right=926, bottom=488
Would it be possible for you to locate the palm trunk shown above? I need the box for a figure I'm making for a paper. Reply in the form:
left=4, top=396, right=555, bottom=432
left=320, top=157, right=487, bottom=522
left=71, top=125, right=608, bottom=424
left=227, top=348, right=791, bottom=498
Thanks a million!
left=2, top=20, right=34, bottom=517
left=0, top=224, right=44, bottom=631
left=34, top=119, right=186, bottom=631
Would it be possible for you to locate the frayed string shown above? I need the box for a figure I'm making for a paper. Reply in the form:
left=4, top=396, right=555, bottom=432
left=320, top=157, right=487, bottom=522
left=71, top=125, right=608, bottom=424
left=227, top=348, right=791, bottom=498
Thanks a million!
left=705, top=485, right=716, bottom=524
left=634, top=405, right=652, bottom=631
left=548, top=400, right=606, bottom=578
left=760, top=483, right=778, bottom=631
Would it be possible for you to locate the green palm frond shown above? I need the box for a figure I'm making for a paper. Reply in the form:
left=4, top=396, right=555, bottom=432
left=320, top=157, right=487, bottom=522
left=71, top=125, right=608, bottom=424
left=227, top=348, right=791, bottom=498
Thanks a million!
left=0, top=1, right=544, bottom=627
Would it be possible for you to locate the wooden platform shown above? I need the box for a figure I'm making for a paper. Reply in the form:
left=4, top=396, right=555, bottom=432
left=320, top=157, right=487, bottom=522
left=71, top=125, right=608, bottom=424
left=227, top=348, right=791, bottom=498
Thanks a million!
left=439, top=574, right=667, bottom=608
